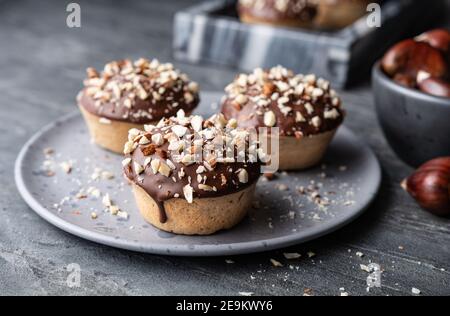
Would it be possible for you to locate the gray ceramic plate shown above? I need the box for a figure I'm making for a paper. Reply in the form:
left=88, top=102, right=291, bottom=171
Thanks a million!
left=15, top=92, right=381, bottom=256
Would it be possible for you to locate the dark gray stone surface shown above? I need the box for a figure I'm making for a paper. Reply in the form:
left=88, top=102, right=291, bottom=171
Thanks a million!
left=0, top=0, right=448, bottom=296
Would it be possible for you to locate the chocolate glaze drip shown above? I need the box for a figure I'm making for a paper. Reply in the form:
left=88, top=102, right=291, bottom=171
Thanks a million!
left=155, top=201, right=168, bottom=223
left=238, top=0, right=317, bottom=22
left=221, top=84, right=344, bottom=137
left=124, top=128, right=261, bottom=223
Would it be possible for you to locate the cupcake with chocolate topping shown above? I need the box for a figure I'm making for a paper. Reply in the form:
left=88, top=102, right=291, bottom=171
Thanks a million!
left=313, top=0, right=373, bottom=30
left=123, top=110, right=261, bottom=235
left=221, top=66, right=344, bottom=170
left=237, top=0, right=317, bottom=28
left=77, top=58, right=200, bottom=153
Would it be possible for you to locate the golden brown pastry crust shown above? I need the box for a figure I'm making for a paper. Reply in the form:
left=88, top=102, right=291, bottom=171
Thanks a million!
left=132, top=182, right=256, bottom=235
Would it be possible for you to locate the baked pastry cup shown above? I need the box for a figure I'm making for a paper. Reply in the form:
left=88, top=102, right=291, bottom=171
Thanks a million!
left=221, top=66, right=344, bottom=171
left=77, top=58, right=199, bottom=154
left=237, top=0, right=317, bottom=29
left=314, top=0, right=373, bottom=30
left=123, top=111, right=262, bottom=235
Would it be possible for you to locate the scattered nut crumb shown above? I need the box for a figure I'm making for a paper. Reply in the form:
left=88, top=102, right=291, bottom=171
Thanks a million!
left=43, top=147, right=54, bottom=156
left=360, top=264, right=371, bottom=272
left=412, top=287, right=421, bottom=295
left=270, top=258, right=283, bottom=267
left=339, top=165, right=347, bottom=171
left=283, top=252, right=301, bottom=259
left=60, top=161, right=72, bottom=174
left=303, top=288, right=314, bottom=296
left=276, top=184, right=288, bottom=191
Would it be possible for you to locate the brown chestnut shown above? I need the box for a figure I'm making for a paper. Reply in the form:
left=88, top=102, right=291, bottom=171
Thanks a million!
left=418, top=77, right=450, bottom=98
left=416, top=28, right=450, bottom=53
left=381, top=39, right=448, bottom=83
left=393, top=73, right=416, bottom=88
left=402, top=157, right=450, bottom=216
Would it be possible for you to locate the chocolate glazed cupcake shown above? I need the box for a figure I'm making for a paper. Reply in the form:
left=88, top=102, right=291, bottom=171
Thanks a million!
left=77, top=58, right=199, bottom=153
left=237, top=0, right=317, bottom=28
left=313, top=0, right=372, bottom=30
left=221, top=66, right=344, bottom=170
left=123, top=111, right=261, bottom=235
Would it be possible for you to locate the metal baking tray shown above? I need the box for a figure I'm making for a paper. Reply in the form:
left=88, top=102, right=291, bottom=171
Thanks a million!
left=173, top=0, right=445, bottom=88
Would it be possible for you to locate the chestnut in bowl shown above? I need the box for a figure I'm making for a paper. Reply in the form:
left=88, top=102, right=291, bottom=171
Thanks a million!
left=372, top=62, right=450, bottom=167
left=381, top=39, right=448, bottom=85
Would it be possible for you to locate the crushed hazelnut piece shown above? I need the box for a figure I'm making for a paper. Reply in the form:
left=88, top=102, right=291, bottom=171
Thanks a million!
left=270, top=259, right=283, bottom=267
left=99, top=117, right=112, bottom=125
left=264, top=111, right=276, bottom=127
left=183, top=184, right=194, bottom=203
left=237, top=169, right=249, bottom=184
left=283, top=253, right=301, bottom=259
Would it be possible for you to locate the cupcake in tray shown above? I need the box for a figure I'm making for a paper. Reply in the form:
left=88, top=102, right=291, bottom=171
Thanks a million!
left=237, top=0, right=371, bottom=30
left=237, top=0, right=317, bottom=29
left=221, top=66, right=344, bottom=170
left=77, top=58, right=200, bottom=153
left=123, top=110, right=262, bottom=235
left=313, top=0, right=373, bottom=30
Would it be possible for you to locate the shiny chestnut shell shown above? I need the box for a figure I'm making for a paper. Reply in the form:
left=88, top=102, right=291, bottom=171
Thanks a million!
left=416, top=28, right=450, bottom=53
left=381, top=39, right=448, bottom=84
left=403, top=157, right=450, bottom=216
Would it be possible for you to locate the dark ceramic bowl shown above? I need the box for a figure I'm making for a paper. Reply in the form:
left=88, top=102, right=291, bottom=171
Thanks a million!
left=372, top=62, right=450, bottom=167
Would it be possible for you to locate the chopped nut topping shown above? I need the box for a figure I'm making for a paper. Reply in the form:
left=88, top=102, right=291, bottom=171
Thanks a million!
left=198, top=184, right=214, bottom=191
left=139, top=135, right=151, bottom=145
left=264, top=110, right=276, bottom=127
left=123, top=141, right=136, bottom=155
left=223, top=65, right=343, bottom=136
left=238, top=169, right=249, bottom=184
left=123, top=112, right=262, bottom=204
left=324, top=108, right=340, bottom=119
left=99, top=117, right=112, bottom=124
left=86, top=67, right=99, bottom=78
left=60, top=161, right=72, bottom=174
left=311, top=116, right=321, bottom=128
left=188, top=82, right=199, bottom=93
left=294, top=112, right=304, bottom=123
left=191, top=115, right=203, bottom=132
left=150, top=159, right=160, bottom=174
left=183, top=184, right=194, bottom=203
left=263, top=82, right=276, bottom=96
left=122, top=158, right=132, bottom=167
left=151, top=133, right=164, bottom=146
left=133, top=162, right=144, bottom=175
left=144, top=157, right=152, bottom=167
left=270, top=258, right=283, bottom=267
left=171, top=125, right=188, bottom=137
left=158, top=161, right=171, bottom=177
left=142, top=144, right=157, bottom=156
left=235, top=94, right=248, bottom=105
left=81, top=58, right=199, bottom=121
left=283, top=252, right=301, bottom=259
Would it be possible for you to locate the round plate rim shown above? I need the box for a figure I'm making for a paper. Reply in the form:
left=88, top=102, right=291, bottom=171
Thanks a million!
left=15, top=111, right=381, bottom=257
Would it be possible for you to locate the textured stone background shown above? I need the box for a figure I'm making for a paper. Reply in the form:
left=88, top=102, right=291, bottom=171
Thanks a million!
left=0, top=0, right=449, bottom=296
